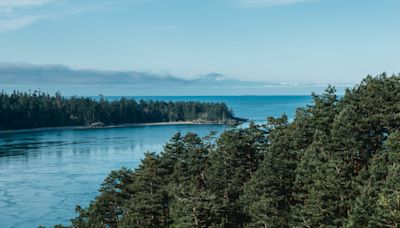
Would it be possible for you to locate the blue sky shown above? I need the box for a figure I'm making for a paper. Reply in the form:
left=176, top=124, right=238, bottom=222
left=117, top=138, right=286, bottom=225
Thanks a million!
left=0, top=0, right=399, bottom=85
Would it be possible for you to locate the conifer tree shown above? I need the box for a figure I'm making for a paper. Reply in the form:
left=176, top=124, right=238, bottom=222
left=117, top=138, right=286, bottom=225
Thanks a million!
left=292, top=131, right=349, bottom=227
left=55, top=73, right=400, bottom=228
left=168, top=133, right=218, bottom=227
left=353, top=132, right=400, bottom=227
left=119, top=152, right=166, bottom=227
left=71, top=168, right=134, bottom=228
left=308, top=85, right=339, bottom=135
left=240, top=116, right=298, bottom=227
left=373, top=164, right=400, bottom=227
left=206, top=123, right=268, bottom=226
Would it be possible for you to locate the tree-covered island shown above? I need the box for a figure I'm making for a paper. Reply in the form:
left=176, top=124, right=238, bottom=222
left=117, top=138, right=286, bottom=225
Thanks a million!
left=0, top=92, right=243, bottom=131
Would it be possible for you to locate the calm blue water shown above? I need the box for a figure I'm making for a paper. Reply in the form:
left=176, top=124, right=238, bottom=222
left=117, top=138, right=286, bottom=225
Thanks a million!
left=0, top=96, right=311, bottom=228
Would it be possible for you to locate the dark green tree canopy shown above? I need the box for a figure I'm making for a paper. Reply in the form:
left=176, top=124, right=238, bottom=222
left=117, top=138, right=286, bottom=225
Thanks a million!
left=48, top=73, right=400, bottom=228
left=0, top=91, right=239, bottom=131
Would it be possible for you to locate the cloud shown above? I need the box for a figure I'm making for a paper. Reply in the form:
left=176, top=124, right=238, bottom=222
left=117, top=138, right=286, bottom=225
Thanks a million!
left=0, top=62, right=352, bottom=95
left=0, top=0, right=132, bottom=32
left=235, top=0, right=317, bottom=7
left=0, top=0, right=316, bottom=32
left=0, top=16, right=40, bottom=31
left=0, top=0, right=54, bottom=8
left=0, top=0, right=152, bottom=32
left=0, top=62, right=245, bottom=86
left=0, top=0, right=56, bottom=31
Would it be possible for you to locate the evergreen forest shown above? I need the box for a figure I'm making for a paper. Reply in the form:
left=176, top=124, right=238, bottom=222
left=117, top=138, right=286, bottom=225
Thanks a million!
left=50, top=73, right=400, bottom=227
left=0, top=92, right=237, bottom=131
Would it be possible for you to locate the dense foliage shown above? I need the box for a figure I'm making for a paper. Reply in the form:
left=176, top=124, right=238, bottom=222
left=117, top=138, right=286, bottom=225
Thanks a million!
left=55, top=73, right=400, bottom=227
left=0, top=92, right=236, bottom=130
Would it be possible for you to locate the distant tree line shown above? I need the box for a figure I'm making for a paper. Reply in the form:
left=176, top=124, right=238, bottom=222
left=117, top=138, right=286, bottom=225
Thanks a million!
left=51, top=73, right=400, bottom=227
left=0, top=92, right=236, bottom=130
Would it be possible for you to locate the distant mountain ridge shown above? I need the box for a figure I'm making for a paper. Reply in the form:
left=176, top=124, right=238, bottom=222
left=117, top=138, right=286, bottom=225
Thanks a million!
left=0, top=63, right=252, bottom=86
left=0, top=63, right=353, bottom=95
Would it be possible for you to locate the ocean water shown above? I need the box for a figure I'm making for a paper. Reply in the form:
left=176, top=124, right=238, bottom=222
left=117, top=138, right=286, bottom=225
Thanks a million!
left=0, top=96, right=311, bottom=228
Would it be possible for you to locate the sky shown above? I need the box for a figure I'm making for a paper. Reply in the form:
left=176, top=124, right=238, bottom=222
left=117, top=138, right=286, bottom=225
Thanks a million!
left=0, top=0, right=399, bottom=90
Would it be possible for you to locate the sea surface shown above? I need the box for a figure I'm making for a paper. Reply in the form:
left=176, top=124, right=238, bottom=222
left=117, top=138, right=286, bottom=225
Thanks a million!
left=0, top=96, right=311, bottom=228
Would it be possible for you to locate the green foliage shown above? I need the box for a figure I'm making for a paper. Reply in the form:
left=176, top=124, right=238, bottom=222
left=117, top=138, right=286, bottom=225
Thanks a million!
left=167, top=133, right=215, bottom=227
left=0, top=91, right=237, bottom=130
left=348, top=132, right=400, bottom=227
left=53, top=73, right=400, bottom=227
left=206, top=122, right=268, bottom=226
left=119, top=153, right=167, bottom=227
left=71, top=167, right=134, bottom=228
left=241, top=116, right=298, bottom=227
left=292, top=132, right=350, bottom=227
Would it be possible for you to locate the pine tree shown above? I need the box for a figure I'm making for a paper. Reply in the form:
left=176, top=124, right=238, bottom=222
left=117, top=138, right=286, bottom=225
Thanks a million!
left=308, top=85, right=339, bottom=135
left=206, top=122, right=268, bottom=226
left=240, top=116, right=298, bottom=227
left=292, top=131, right=349, bottom=227
left=347, top=132, right=400, bottom=227
left=71, top=167, right=134, bottom=228
left=119, top=152, right=166, bottom=227
left=55, top=73, right=400, bottom=228
left=168, top=133, right=217, bottom=227
left=373, top=164, right=400, bottom=227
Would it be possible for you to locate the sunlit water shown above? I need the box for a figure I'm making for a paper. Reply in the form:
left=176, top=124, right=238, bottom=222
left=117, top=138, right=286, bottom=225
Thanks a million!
left=0, top=96, right=311, bottom=228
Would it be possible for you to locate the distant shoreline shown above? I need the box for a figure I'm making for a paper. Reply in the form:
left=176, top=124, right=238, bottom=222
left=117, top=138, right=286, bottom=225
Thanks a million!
left=0, top=121, right=232, bottom=135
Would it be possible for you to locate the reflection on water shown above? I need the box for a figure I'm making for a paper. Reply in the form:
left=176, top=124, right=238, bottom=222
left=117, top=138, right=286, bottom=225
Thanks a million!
left=0, top=96, right=312, bottom=228
left=0, top=125, right=225, bottom=228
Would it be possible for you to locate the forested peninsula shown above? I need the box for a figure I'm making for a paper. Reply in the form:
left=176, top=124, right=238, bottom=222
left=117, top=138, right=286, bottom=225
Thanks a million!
left=0, top=92, right=241, bottom=131
left=50, top=73, right=400, bottom=228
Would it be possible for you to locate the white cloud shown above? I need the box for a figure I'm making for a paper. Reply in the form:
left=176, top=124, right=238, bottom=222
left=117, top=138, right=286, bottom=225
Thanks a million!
left=235, top=0, right=317, bottom=7
left=0, top=0, right=54, bottom=8
left=0, top=16, right=40, bottom=31
left=0, top=0, right=146, bottom=32
left=0, top=0, right=316, bottom=32
left=0, top=0, right=56, bottom=15
left=0, top=0, right=57, bottom=31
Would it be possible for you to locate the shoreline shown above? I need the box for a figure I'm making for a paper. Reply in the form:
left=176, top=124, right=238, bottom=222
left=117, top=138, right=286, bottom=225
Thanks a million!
left=0, top=121, right=232, bottom=135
